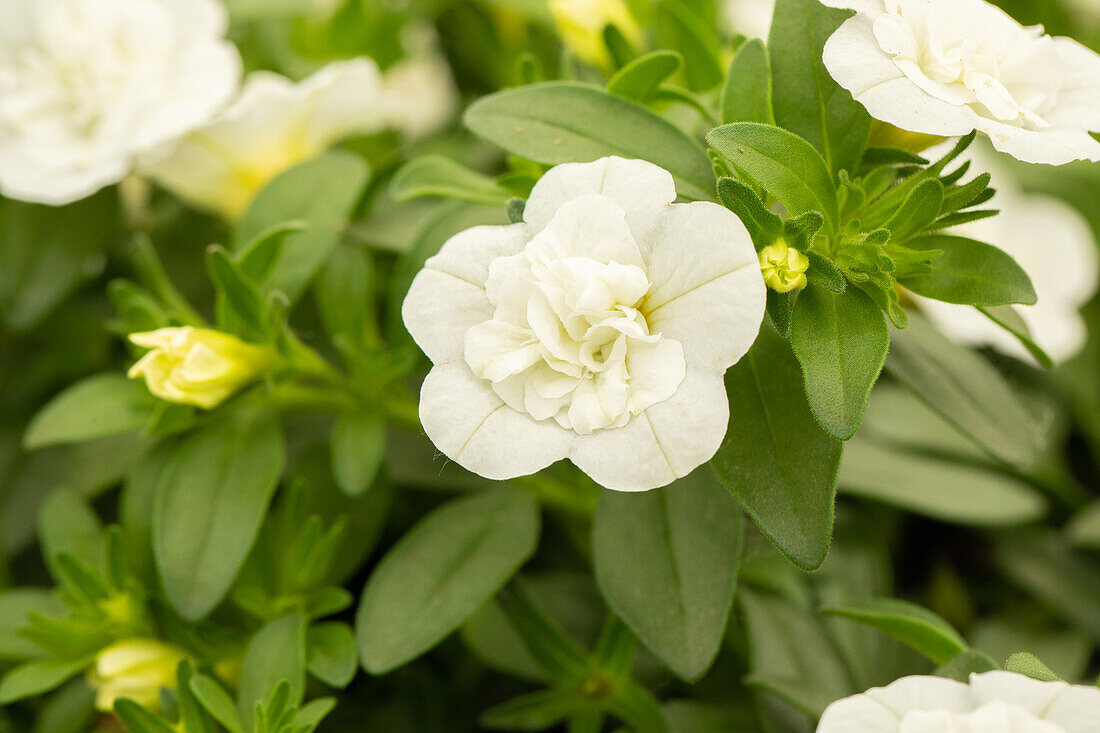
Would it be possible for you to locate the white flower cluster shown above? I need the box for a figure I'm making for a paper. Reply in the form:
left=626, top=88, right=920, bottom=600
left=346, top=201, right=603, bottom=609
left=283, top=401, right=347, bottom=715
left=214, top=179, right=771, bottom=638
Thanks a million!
left=0, top=2, right=456, bottom=211
left=821, top=0, right=1100, bottom=165
left=818, top=671, right=1100, bottom=732
left=402, top=157, right=766, bottom=492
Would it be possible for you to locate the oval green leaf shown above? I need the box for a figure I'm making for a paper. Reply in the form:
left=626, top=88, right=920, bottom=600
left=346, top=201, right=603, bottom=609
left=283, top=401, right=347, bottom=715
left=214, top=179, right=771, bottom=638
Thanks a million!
left=464, top=82, right=715, bottom=200
left=592, top=469, right=743, bottom=681
left=356, top=488, right=540, bottom=674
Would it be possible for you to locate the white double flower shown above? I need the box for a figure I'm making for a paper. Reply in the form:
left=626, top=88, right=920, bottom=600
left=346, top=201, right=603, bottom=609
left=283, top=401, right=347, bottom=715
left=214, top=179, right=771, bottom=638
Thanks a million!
left=821, top=0, right=1100, bottom=165
left=0, top=0, right=241, bottom=205
left=818, top=671, right=1100, bottom=732
left=402, top=157, right=766, bottom=492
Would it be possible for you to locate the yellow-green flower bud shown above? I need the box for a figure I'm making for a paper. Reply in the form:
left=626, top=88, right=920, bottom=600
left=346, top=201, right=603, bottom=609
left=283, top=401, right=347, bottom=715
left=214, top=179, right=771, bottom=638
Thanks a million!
left=127, top=327, right=274, bottom=410
left=88, top=639, right=186, bottom=713
left=759, top=241, right=810, bottom=293
left=548, top=0, right=642, bottom=69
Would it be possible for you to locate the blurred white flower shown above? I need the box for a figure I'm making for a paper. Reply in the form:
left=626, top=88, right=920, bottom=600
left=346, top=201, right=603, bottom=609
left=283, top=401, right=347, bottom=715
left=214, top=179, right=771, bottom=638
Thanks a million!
left=0, top=0, right=241, bottom=206
left=142, top=59, right=386, bottom=219
left=821, top=0, right=1100, bottom=165
left=379, top=54, right=459, bottom=141
left=818, top=671, right=1100, bottom=732
left=144, top=51, right=456, bottom=219
left=402, top=157, right=765, bottom=491
left=914, top=145, right=1098, bottom=363
left=722, top=0, right=775, bottom=39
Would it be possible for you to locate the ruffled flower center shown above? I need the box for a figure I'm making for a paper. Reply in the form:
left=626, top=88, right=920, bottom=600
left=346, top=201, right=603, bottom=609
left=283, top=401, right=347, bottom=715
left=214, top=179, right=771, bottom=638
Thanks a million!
left=873, top=0, right=1063, bottom=129
left=464, top=197, right=686, bottom=435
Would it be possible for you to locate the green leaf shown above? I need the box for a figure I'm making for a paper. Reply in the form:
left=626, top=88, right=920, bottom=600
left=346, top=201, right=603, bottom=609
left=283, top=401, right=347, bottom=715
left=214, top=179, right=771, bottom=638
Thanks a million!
left=716, top=177, right=782, bottom=249
left=885, top=315, right=1045, bottom=469
left=884, top=179, right=944, bottom=242
left=236, top=151, right=370, bottom=303
left=995, top=531, right=1100, bottom=643
left=315, top=245, right=376, bottom=355
left=900, top=235, right=1036, bottom=307
left=190, top=675, right=244, bottom=733
left=791, top=285, right=889, bottom=441
left=154, top=409, right=285, bottom=620
left=464, top=82, right=715, bottom=200
left=707, top=123, right=839, bottom=233
left=30, top=679, right=96, bottom=733
left=0, top=590, right=62, bottom=659
left=978, top=305, right=1053, bottom=368
left=655, top=0, right=724, bottom=91
left=0, top=192, right=119, bottom=330
left=235, top=221, right=306, bottom=283
left=37, top=489, right=106, bottom=577
left=934, top=650, right=998, bottom=682
left=238, top=614, right=307, bottom=729
left=1005, top=652, right=1061, bottom=682
left=495, top=580, right=592, bottom=683
left=357, top=488, right=540, bottom=673
left=208, top=246, right=267, bottom=335
left=113, top=700, right=177, bottom=733
left=1068, top=500, right=1100, bottom=550
left=390, top=156, right=512, bottom=207
left=480, top=688, right=579, bottom=731
left=712, top=322, right=841, bottom=570
left=720, top=38, right=772, bottom=125
left=24, top=375, right=154, bottom=449
left=739, top=588, right=853, bottom=720
left=293, top=698, right=336, bottom=731
left=822, top=597, right=967, bottom=666
left=330, top=409, right=384, bottom=497
left=592, top=469, right=743, bottom=680
left=768, top=0, right=870, bottom=177
left=306, top=622, right=357, bottom=689
left=0, top=656, right=92, bottom=704
left=608, top=51, right=683, bottom=101
left=839, top=439, right=1047, bottom=526
left=176, top=660, right=216, bottom=733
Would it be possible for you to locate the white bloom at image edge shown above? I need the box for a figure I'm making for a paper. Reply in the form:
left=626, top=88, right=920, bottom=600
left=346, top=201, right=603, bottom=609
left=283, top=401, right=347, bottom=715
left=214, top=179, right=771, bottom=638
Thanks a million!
left=817, top=671, right=1100, bottom=732
left=820, top=0, right=1100, bottom=165
left=915, top=145, right=1099, bottom=363
left=401, top=157, right=766, bottom=492
left=0, top=0, right=241, bottom=205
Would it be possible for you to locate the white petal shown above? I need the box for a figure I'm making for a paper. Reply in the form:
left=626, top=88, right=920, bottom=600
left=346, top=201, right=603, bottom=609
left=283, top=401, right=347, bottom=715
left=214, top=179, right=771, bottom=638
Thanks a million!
left=817, top=694, right=900, bottom=733
left=1044, top=683, right=1100, bottom=733
left=641, top=202, right=766, bottom=373
left=0, top=145, right=129, bottom=206
left=418, top=362, right=572, bottom=480
left=569, top=366, right=729, bottom=491
left=1047, top=37, right=1100, bottom=131
left=823, top=16, right=979, bottom=137
left=536, top=195, right=646, bottom=268
left=969, top=671, right=1067, bottom=718
left=161, top=0, right=230, bottom=37
left=864, top=675, right=971, bottom=716
left=626, top=337, right=685, bottom=413
left=979, top=120, right=1100, bottom=165
left=523, top=157, right=676, bottom=239
left=301, top=58, right=387, bottom=150
left=464, top=320, right=540, bottom=382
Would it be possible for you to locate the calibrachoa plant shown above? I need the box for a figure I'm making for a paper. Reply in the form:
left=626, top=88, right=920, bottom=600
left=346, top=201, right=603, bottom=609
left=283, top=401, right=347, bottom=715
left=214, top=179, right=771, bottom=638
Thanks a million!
left=1, top=0, right=1100, bottom=732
